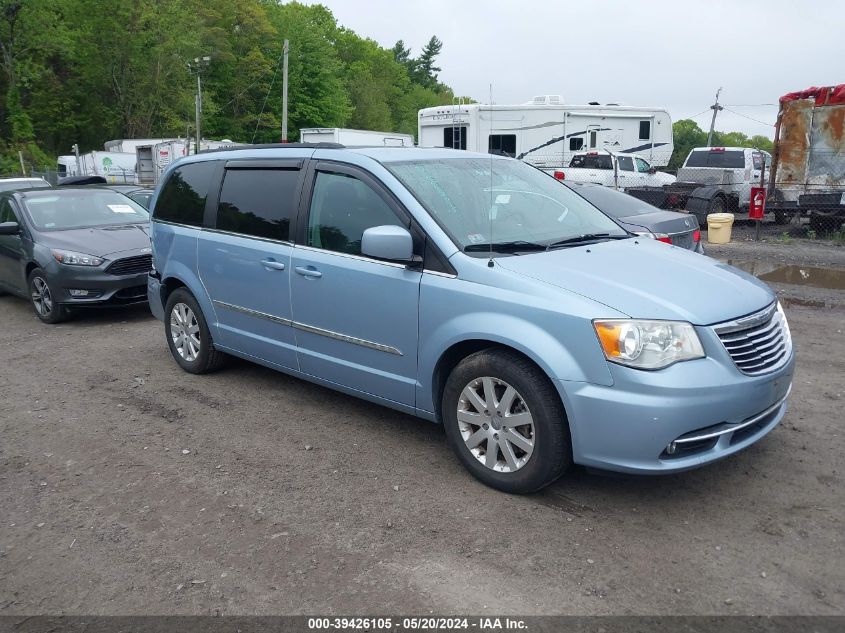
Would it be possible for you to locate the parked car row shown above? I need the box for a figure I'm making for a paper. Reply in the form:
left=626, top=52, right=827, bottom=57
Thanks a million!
left=0, top=148, right=793, bottom=494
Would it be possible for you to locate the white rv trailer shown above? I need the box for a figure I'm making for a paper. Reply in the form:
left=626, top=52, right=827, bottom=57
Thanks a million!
left=418, top=96, right=673, bottom=169
left=300, top=128, right=414, bottom=147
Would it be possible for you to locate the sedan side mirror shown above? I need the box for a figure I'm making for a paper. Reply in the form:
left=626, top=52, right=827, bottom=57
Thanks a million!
left=361, top=225, right=414, bottom=262
left=647, top=167, right=657, bottom=175
left=0, top=221, right=20, bottom=235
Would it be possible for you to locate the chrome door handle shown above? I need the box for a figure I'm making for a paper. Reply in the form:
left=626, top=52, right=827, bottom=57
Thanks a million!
left=294, top=266, right=322, bottom=278
left=261, top=259, right=286, bottom=271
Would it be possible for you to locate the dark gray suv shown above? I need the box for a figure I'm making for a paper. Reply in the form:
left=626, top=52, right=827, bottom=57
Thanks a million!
left=0, top=187, right=152, bottom=323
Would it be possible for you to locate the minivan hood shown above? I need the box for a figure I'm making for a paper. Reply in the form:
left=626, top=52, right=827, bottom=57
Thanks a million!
left=495, top=238, right=775, bottom=325
left=39, top=223, right=151, bottom=258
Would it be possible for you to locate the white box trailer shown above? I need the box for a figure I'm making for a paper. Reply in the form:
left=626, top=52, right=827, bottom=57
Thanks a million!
left=104, top=138, right=174, bottom=154
left=136, top=138, right=244, bottom=185
left=300, top=128, right=414, bottom=147
left=57, top=151, right=137, bottom=183
left=418, top=95, right=673, bottom=170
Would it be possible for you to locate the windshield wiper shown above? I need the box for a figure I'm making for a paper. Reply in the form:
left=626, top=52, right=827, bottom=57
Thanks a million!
left=464, top=240, right=548, bottom=253
left=547, top=233, right=629, bottom=249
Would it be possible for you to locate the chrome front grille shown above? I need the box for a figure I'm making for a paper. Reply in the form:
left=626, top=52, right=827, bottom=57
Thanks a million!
left=714, top=303, right=792, bottom=376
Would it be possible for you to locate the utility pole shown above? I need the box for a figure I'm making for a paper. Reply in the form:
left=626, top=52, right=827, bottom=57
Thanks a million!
left=706, top=87, right=723, bottom=147
left=72, top=143, right=81, bottom=175
left=190, top=56, right=211, bottom=154
left=281, top=40, right=289, bottom=142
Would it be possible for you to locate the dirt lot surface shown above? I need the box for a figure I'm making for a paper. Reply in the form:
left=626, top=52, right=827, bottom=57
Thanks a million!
left=1, top=234, right=844, bottom=616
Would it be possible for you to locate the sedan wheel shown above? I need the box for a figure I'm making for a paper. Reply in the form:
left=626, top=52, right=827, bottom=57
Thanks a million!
left=169, top=302, right=201, bottom=362
left=31, top=277, right=53, bottom=317
left=27, top=269, right=68, bottom=324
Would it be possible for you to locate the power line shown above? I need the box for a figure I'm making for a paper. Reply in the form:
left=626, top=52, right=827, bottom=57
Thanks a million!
left=251, top=51, right=285, bottom=144
left=679, top=108, right=711, bottom=121
left=723, top=107, right=774, bottom=128
left=723, top=103, right=778, bottom=107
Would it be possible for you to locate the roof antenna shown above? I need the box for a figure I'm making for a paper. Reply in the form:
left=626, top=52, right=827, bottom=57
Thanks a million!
left=488, top=83, right=494, bottom=268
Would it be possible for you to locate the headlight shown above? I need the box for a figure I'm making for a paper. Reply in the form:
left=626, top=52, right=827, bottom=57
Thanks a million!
left=593, top=319, right=704, bottom=369
left=51, top=249, right=104, bottom=267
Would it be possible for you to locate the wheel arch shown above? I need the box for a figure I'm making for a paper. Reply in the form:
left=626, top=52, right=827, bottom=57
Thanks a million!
left=431, top=339, right=570, bottom=426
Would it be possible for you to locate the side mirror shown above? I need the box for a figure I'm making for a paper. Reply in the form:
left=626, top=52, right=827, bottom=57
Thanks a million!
left=361, top=225, right=414, bottom=262
left=647, top=167, right=657, bottom=174
left=0, top=221, right=20, bottom=235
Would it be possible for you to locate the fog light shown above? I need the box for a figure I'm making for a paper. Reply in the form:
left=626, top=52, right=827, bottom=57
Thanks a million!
left=666, top=441, right=677, bottom=455
left=69, top=289, right=90, bottom=297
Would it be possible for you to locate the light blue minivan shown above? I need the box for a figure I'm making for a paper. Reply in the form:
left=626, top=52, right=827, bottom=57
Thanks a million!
left=147, top=145, right=794, bottom=493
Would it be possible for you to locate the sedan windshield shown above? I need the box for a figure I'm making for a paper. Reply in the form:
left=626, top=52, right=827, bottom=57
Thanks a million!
left=22, top=190, right=150, bottom=231
left=388, top=158, right=627, bottom=252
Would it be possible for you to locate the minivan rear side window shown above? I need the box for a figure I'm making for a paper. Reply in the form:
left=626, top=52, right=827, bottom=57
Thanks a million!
left=154, top=161, right=217, bottom=226
left=216, top=169, right=300, bottom=241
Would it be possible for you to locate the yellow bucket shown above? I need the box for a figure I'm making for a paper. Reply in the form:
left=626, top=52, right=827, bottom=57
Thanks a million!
left=707, top=213, right=734, bottom=244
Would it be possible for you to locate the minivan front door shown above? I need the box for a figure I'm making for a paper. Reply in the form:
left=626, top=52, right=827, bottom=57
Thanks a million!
left=290, top=163, right=422, bottom=407
left=197, top=161, right=304, bottom=370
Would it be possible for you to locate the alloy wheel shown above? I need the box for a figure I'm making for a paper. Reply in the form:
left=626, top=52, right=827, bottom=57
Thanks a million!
left=457, top=376, right=535, bottom=473
left=31, top=277, right=53, bottom=317
left=170, top=302, right=201, bottom=362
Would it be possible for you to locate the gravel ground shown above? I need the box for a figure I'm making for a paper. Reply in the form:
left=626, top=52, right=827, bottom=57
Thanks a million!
left=1, top=235, right=843, bottom=616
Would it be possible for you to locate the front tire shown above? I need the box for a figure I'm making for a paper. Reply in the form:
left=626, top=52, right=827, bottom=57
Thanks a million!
left=28, top=269, right=68, bottom=324
left=164, top=288, right=226, bottom=374
left=442, top=349, right=571, bottom=494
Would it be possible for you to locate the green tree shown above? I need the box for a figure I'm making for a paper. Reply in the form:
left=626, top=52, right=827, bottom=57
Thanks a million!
left=669, top=119, right=707, bottom=169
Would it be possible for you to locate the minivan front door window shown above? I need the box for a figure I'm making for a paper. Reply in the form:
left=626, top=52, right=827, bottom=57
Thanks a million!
left=307, top=171, right=403, bottom=256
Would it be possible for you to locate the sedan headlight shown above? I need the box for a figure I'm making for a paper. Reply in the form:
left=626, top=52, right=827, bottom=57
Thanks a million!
left=593, top=319, right=704, bottom=369
left=51, top=249, right=104, bottom=267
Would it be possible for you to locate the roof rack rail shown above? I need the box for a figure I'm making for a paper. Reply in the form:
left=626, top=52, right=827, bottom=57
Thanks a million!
left=199, top=142, right=345, bottom=154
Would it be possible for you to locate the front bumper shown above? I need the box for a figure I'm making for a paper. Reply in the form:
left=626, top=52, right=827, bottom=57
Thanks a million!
left=49, top=265, right=149, bottom=307
left=560, top=344, right=795, bottom=475
left=147, top=273, right=165, bottom=321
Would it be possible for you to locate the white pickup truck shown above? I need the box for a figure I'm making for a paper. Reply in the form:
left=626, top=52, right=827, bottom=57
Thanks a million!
left=625, top=147, right=778, bottom=225
left=550, top=151, right=676, bottom=190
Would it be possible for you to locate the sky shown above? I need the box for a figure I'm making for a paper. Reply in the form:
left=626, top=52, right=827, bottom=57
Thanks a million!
left=303, top=0, right=843, bottom=140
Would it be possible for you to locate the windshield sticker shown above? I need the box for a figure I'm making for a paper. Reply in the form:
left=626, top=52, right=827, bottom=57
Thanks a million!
left=107, top=204, right=136, bottom=214
left=467, top=233, right=486, bottom=244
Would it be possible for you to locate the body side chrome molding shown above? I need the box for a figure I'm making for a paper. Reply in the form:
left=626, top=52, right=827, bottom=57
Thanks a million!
left=292, top=321, right=403, bottom=356
left=213, top=300, right=293, bottom=326
left=212, top=300, right=402, bottom=356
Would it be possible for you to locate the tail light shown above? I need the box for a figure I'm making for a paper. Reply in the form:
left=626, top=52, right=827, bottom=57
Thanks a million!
left=655, top=233, right=672, bottom=244
left=553, top=171, right=565, bottom=180
left=710, top=147, right=725, bottom=152
left=693, top=229, right=701, bottom=242
left=667, top=194, right=680, bottom=206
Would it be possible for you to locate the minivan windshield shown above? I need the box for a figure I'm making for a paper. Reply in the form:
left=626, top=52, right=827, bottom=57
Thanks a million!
left=22, top=190, right=150, bottom=231
left=389, top=158, right=628, bottom=252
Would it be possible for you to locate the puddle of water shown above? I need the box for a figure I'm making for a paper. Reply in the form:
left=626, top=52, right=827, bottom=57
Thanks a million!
left=724, top=260, right=845, bottom=290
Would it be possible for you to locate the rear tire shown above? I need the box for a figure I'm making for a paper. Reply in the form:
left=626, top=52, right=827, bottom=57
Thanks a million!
left=164, top=288, right=226, bottom=374
left=442, top=349, right=571, bottom=494
left=28, top=269, right=68, bottom=324
left=706, top=196, right=726, bottom=215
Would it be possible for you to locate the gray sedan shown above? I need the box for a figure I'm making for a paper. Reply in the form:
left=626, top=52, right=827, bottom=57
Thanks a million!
left=0, top=188, right=152, bottom=323
left=566, top=182, right=704, bottom=253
